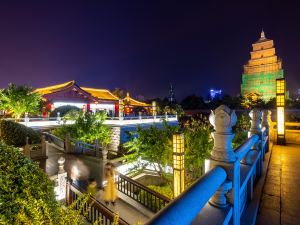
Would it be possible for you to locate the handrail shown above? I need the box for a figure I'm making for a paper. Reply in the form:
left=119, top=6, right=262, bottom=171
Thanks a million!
left=67, top=181, right=129, bottom=225
left=234, top=135, right=259, bottom=161
left=43, top=132, right=65, bottom=149
left=117, top=173, right=170, bottom=213
left=146, top=167, right=227, bottom=225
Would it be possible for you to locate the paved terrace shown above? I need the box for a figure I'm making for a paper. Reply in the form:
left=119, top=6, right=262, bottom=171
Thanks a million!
left=257, top=144, right=300, bottom=225
left=38, top=146, right=153, bottom=224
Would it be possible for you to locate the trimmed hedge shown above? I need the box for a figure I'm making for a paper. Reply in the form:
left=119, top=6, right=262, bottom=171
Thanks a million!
left=50, top=105, right=80, bottom=117
left=0, top=120, right=41, bottom=147
left=0, top=142, right=58, bottom=223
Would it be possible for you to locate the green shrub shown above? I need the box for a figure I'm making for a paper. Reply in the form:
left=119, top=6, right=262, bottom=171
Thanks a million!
left=183, top=116, right=213, bottom=186
left=52, top=111, right=111, bottom=145
left=50, top=105, right=80, bottom=117
left=147, top=185, right=173, bottom=199
left=137, top=184, right=173, bottom=212
left=233, top=113, right=251, bottom=148
left=0, top=120, right=41, bottom=147
left=0, top=142, right=58, bottom=223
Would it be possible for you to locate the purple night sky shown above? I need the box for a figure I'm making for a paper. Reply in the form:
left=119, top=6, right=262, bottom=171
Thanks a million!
left=0, top=1, right=299, bottom=99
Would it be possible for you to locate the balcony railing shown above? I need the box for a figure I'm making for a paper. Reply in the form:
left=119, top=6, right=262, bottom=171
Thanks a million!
left=147, top=106, right=270, bottom=225
left=117, top=173, right=171, bottom=213
left=66, top=180, right=129, bottom=225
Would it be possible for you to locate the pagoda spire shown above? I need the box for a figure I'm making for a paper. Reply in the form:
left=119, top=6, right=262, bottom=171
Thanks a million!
left=260, top=29, right=266, bottom=39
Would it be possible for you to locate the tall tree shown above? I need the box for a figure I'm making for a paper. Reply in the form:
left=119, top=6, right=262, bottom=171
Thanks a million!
left=112, top=88, right=124, bottom=99
left=181, top=95, right=204, bottom=110
left=0, top=83, right=41, bottom=119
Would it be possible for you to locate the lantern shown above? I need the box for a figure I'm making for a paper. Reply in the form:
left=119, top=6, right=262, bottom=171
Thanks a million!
left=173, top=133, right=185, bottom=197
left=276, top=78, right=286, bottom=145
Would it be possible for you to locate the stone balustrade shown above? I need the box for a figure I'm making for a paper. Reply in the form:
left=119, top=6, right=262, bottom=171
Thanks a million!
left=147, top=105, right=270, bottom=225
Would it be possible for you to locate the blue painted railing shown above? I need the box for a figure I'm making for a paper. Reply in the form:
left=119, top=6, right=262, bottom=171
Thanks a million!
left=147, top=107, right=270, bottom=225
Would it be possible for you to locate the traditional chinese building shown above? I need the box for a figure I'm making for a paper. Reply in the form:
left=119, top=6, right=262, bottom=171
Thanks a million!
left=34, top=81, right=150, bottom=116
left=241, top=31, right=284, bottom=100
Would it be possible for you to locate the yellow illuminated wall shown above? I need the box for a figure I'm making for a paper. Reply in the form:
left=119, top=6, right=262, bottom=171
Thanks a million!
left=173, top=133, right=184, bottom=197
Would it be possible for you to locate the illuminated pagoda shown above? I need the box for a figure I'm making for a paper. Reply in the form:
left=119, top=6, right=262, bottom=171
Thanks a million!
left=34, top=81, right=149, bottom=116
left=241, top=30, right=284, bottom=100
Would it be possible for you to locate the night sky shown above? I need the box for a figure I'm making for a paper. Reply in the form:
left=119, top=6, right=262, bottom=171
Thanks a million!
left=0, top=1, right=299, bottom=100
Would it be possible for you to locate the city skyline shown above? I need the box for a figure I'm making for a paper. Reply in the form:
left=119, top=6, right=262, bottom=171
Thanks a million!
left=0, top=1, right=299, bottom=100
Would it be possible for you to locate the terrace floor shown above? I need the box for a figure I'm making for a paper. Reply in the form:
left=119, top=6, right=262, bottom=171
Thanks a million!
left=37, top=146, right=152, bottom=225
left=256, top=144, right=300, bottom=225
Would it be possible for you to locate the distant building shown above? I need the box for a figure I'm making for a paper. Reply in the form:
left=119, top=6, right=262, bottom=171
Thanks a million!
left=34, top=80, right=150, bottom=116
left=168, top=84, right=176, bottom=104
left=209, top=89, right=222, bottom=100
left=241, top=30, right=284, bottom=100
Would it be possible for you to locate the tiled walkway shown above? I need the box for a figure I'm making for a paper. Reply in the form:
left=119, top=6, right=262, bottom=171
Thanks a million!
left=256, top=144, right=300, bottom=225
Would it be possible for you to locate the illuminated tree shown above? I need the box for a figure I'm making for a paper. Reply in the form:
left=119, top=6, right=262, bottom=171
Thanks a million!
left=0, top=83, right=41, bottom=119
left=241, top=93, right=263, bottom=109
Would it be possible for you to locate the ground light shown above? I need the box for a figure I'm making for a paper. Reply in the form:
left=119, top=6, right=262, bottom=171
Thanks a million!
left=276, top=78, right=286, bottom=145
left=173, top=132, right=185, bottom=197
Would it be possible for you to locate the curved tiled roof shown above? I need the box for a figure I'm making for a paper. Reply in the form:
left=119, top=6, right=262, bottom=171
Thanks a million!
left=34, top=80, right=76, bottom=95
left=123, top=93, right=150, bottom=107
left=82, top=87, right=119, bottom=101
left=34, top=81, right=149, bottom=106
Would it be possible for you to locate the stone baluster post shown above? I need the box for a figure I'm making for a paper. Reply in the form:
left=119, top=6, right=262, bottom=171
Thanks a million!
left=41, top=134, right=47, bottom=158
left=261, top=110, right=270, bottom=153
left=165, top=112, right=168, bottom=121
left=139, top=111, right=142, bottom=121
left=209, top=105, right=237, bottom=162
left=24, top=136, right=31, bottom=157
left=119, top=100, right=124, bottom=121
left=208, top=105, right=236, bottom=207
left=175, top=112, right=178, bottom=121
left=65, top=133, right=71, bottom=153
left=24, top=112, right=29, bottom=127
left=249, top=109, right=263, bottom=177
left=57, top=157, right=67, bottom=200
left=57, top=112, right=61, bottom=124
left=249, top=109, right=262, bottom=138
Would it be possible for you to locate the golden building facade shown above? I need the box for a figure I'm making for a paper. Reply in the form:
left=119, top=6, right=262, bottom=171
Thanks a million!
left=241, top=31, right=284, bottom=100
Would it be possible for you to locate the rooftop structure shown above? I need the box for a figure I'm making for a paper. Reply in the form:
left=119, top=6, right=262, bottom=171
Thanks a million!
left=241, top=30, right=284, bottom=100
left=34, top=81, right=150, bottom=116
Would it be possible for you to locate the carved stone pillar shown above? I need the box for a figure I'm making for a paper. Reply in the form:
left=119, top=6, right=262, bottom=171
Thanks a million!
left=65, top=133, right=71, bottom=153
left=57, top=157, right=67, bottom=200
left=210, top=180, right=232, bottom=207
left=58, top=157, right=65, bottom=174
left=261, top=110, right=270, bottom=152
left=248, top=109, right=263, bottom=177
left=209, top=105, right=237, bottom=162
left=261, top=110, right=269, bottom=130
left=41, top=134, right=47, bottom=158
left=208, top=105, right=236, bottom=208
left=248, top=109, right=262, bottom=137
left=57, top=112, right=61, bottom=124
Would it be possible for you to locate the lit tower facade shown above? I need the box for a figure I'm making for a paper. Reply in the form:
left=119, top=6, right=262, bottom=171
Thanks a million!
left=241, top=31, right=284, bottom=100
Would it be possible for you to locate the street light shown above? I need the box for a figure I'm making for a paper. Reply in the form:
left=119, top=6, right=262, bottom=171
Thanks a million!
left=276, top=78, right=286, bottom=145
left=173, top=133, right=185, bottom=197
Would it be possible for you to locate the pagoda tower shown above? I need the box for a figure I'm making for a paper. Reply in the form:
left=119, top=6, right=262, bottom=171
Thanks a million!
left=241, top=30, right=284, bottom=100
